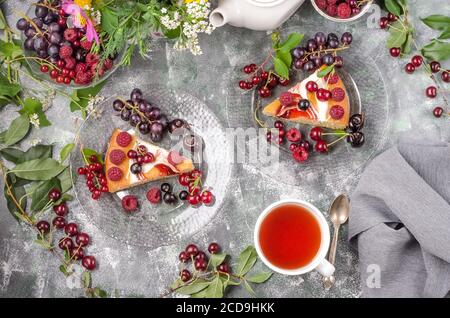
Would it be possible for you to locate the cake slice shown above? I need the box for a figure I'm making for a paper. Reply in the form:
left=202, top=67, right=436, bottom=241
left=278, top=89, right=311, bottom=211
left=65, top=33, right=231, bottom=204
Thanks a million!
left=262, top=66, right=350, bottom=129
left=105, top=129, right=194, bottom=193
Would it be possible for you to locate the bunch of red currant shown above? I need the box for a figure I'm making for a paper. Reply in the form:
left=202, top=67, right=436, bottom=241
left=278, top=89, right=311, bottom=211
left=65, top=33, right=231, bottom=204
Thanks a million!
left=77, top=155, right=108, bottom=200
left=238, top=64, right=289, bottom=98
left=178, top=242, right=228, bottom=282
left=36, top=188, right=96, bottom=271
left=178, top=169, right=214, bottom=206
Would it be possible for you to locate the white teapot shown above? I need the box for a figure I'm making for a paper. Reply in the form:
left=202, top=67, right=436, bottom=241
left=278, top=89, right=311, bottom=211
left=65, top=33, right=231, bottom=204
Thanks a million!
left=209, top=0, right=305, bottom=31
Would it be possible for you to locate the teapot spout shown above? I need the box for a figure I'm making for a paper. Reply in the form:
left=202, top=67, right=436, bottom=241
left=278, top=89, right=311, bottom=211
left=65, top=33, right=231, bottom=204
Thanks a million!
left=210, top=8, right=228, bottom=27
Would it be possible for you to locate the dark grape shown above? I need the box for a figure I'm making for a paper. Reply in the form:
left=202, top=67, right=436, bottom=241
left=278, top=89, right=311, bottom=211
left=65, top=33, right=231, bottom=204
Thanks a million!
left=138, top=100, right=150, bottom=113
left=150, top=133, right=162, bottom=142
left=157, top=114, right=169, bottom=130
left=294, top=58, right=304, bottom=70
left=138, top=122, right=150, bottom=134
left=130, top=88, right=143, bottom=102
left=334, top=56, right=344, bottom=68
left=43, top=12, right=57, bottom=25
left=24, top=37, right=35, bottom=50
left=303, top=61, right=315, bottom=72
left=130, top=113, right=141, bottom=127
left=47, top=44, right=59, bottom=57
left=306, top=39, right=317, bottom=51
left=341, top=32, right=353, bottom=45
left=327, top=39, right=339, bottom=49
left=33, top=36, right=47, bottom=51
left=168, top=119, right=186, bottom=133
left=35, top=6, right=48, bottom=18
left=121, top=109, right=131, bottom=121
left=150, top=122, right=163, bottom=135
left=314, top=32, right=327, bottom=46
left=49, top=56, right=59, bottom=64
left=37, top=49, right=48, bottom=58
left=322, top=54, right=335, bottom=66
left=47, top=22, right=62, bottom=33
left=292, top=47, right=305, bottom=59
left=113, top=99, right=125, bottom=111
left=25, top=27, right=37, bottom=38
left=311, top=56, right=322, bottom=68
left=49, top=32, right=63, bottom=45
left=16, top=18, right=29, bottom=30
left=130, top=163, right=142, bottom=174
left=32, top=18, right=44, bottom=29
left=327, top=33, right=338, bottom=42
left=148, top=107, right=161, bottom=121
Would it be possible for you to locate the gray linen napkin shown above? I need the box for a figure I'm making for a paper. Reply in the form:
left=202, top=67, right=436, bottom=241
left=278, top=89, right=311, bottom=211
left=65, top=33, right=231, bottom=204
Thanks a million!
left=348, top=137, right=450, bottom=298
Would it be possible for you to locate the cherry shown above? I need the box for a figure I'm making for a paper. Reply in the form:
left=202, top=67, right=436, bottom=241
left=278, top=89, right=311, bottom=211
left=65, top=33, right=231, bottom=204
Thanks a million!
left=252, top=76, right=261, bottom=85
left=194, top=259, right=207, bottom=271
left=279, top=78, right=290, bottom=86
left=208, top=242, right=220, bottom=254
left=57, top=17, right=66, bottom=26
left=52, top=216, right=66, bottom=229
left=180, top=269, right=191, bottom=282
left=179, top=251, right=190, bottom=263
left=379, top=17, right=389, bottom=29
left=58, top=237, right=74, bottom=251
left=315, top=140, right=328, bottom=153
left=243, top=65, right=253, bottom=74
left=76, top=232, right=90, bottom=247
left=64, top=223, right=78, bottom=236
left=433, top=107, right=444, bottom=118
left=309, top=127, right=323, bottom=141
left=389, top=47, right=400, bottom=57
left=387, top=13, right=398, bottom=22
left=267, top=76, right=278, bottom=88
left=201, top=190, right=214, bottom=205
left=411, top=55, right=423, bottom=67
left=195, top=251, right=208, bottom=261
left=188, top=184, right=201, bottom=196
left=238, top=80, right=247, bottom=89
left=36, top=220, right=50, bottom=234
left=430, top=61, right=441, bottom=73
left=53, top=203, right=68, bottom=216
left=40, top=65, right=49, bottom=73
left=127, top=150, right=138, bottom=159
left=405, top=63, right=415, bottom=74
left=299, top=140, right=311, bottom=151
left=77, top=167, right=86, bottom=175
left=316, top=88, right=331, bottom=101
left=278, top=129, right=285, bottom=138
left=442, top=70, right=450, bottom=83
left=190, top=169, right=202, bottom=180
left=306, top=81, right=318, bottom=92
left=178, top=173, right=191, bottom=186
left=188, top=194, right=201, bottom=206
left=260, top=71, right=269, bottom=80
left=426, top=86, right=437, bottom=98
left=275, top=135, right=284, bottom=144
left=274, top=120, right=284, bottom=129
left=186, top=244, right=199, bottom=257
left=217, top=262, right=230, bottom=273
left=82, top=255, right=96, bottom=270
left=71, top=247, right=84, bottom=260
left=48, top=188, right=61, bottom=201
left=258, top=87, right=271, bottom=98
left=143, top=153, right=154, bottom=163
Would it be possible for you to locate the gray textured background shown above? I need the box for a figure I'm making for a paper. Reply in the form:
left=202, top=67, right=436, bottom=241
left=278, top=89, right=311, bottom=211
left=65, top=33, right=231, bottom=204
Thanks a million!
left=1, top=0, right=449, bottom=298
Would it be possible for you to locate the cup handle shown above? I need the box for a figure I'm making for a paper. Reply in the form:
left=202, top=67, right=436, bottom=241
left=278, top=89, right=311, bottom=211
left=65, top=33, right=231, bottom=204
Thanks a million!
left=315, top=259, right=335, bottom=277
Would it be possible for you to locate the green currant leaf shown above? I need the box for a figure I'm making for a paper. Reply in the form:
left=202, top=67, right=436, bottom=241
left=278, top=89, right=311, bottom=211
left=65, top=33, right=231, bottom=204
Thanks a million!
left=3, top=114, right=30, bottom=146
left=421, top=40, right=450, bottom=61
left=236, top=246, right=258, bottom=276
left=421, top=15, right=450, bottom=31
left=273, top=57, right=289, bottom=80
left=246, top=272, right=273, bottom=284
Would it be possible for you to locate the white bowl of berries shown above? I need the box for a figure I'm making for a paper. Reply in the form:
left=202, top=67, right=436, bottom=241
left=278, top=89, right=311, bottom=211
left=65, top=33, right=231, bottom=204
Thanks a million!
left=311, top=0, right=372, bottom=22
left=18, top=0, right=122, bottom=88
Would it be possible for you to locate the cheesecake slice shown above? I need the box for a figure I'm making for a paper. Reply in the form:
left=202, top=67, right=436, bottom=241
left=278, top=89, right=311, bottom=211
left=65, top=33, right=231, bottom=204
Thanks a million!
left=105, top=129, right=194, bottom=193
left=262, top=66, right=350, bottom=129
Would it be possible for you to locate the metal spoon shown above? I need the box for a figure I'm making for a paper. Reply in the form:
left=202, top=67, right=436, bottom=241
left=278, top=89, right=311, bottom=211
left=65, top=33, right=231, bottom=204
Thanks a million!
left=323, top=194, right=350, bottom=290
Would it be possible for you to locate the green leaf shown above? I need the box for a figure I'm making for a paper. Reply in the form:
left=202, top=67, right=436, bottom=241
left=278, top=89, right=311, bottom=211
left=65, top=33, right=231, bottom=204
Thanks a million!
left=101, top=7, right=118, bottom=34
left=4, top=173, right=27, bottom=222
left=402, top=32, right=413, bottom=54
left=70, top=80, right=106, bottom=114
left=387, top=21, right=407, bottom=49
left=209, top=253, right=227, bottom=269
left=204, top=276, right=223, bottom=298
left=30, top=178, right=61, bottom=212
left=0, top=73, right=21, bottom=100
left=273, top=57, right=289, bottom=80
left=438, top=29, right=450, bottom=39
left=58, top=167, right=73, bottom=193
left=0, top=40, right=23, bottom=60
left=384, top=0, right=402, bottom=16
left=317, top=65, right=334, bottom=78
left=176, top=280, right=211, bottom=295
left=279, top=32, right=304, bottom=52
left=60, top=143, right=74, bottom=162
left=0, top=148, right=25, bottom=164
left=82, top=271, right=91, bottom=288
left=3, top=114, right=30, bottom=146
left=82, top=148, right=104, bottom=164
left=243, top=280, right=255, bottom=296
left=22, top=145, right=53, bottom=163
left=93, top=288, right=108, bottom=298
left=163, top=26, right=181, bottom=39
left=421, top=40, right=450, bottom=61
left=246, top=272, right=273, bottom=283
left=55, top=193, right=74, bottom=205
left=190, top=289, right=208, bottom=298
left=421, top=15, right=450, bottom=31
left=59, top=265, right=70, bottom=276
left=19, top=98, right=51, bottom=128
left=11, top=158, right=65, bottom=181
left=236, top=246, right=258, bottom=276
left=276, top=50, right=292, bottom=71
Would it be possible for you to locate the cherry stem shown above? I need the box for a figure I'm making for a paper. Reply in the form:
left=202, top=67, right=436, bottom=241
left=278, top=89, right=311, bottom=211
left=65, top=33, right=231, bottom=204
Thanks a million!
left=327, top=133, right=349, bottom=148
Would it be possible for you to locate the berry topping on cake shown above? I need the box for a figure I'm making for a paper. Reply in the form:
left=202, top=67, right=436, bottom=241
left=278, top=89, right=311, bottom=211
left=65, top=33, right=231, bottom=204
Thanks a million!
left=147, top=187, right=161, bottom=204
left=109, top=149, right=126, bottom=165
left=116, top=131, right=132, bottom=147
left=286, top=128, right=302, bottom=142
left=168, top=151, right=183, bottom=166
left=331, top=87, right=345, bottom=102
left=280, top=92, right=294, bottom=106
left=121, top=195, right=138, bottom=212
left=329, top=105, right=345, bottom=120
left=316, top=88, right=331, bottom=101
left=107, top=167, right=123, bottom=181
left=324, top=73, right=339, bottom=84
left=337, top=3, right=351, bottom=19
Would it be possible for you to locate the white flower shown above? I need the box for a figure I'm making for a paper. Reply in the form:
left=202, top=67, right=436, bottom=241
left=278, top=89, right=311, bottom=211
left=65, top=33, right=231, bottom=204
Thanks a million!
left=29, top=138, right=42, bottom=147
left=86, top=94, right=105, bottom=118
left=161, top=8, right=168, bottom=14
left=29, top=113, right=40, bottom=129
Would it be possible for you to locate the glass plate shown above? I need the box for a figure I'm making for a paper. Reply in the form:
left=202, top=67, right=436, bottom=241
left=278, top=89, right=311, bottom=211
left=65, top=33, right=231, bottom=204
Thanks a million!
left=70, top=85, right=232, bottom=248
left=226, top=44, right=389, bottom=187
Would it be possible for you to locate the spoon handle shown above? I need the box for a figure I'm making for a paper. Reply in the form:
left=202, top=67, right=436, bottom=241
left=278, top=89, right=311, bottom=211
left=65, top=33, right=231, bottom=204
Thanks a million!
left=328, top=225, right=340, bottom=265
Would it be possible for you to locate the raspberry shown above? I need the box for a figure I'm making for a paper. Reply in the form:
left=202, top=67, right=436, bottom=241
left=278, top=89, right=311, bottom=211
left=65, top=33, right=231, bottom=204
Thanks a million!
left=59, top=45, right=73, bottom=59
left=80, top=39, right=93, bottom=50
left=109, top=149, right=126, bottom=165
left=315, top=0, right=327, bottom=10
left=86, top=53, right=99, bottom=66
left=75, top=62, right=87, bottom=73
left=107, top=167, right=123, bottom=181
left=324, top=73, right=339, bottom=84
left=116, top=131, right=132, bottom=147
left=329, top=105, right=345, bottom=120
left=286, top=128, right=302, bottom=142
left=64, top=57, right=76, bottom=70
left=331, top=87, right=345, bottom=102
left=279, top=92, right=294, bottom=106
left=337, top=3, right=351, bottom=19
left=326, top=4, right=338, bottom=16
left=168, top=151, right=183, bottom=166
left=75, top=70, right=92, bottom=84
left=146, top=187, right=161, bottom=204
left=292, top=147, right=309, bottom=163
left=121, top=195, right=138, bottom=212
left=327, top=0, right=337, bottom=4
left=64, top=28, right=78, bottom=42
left=103, top=58, right=113, bottom=70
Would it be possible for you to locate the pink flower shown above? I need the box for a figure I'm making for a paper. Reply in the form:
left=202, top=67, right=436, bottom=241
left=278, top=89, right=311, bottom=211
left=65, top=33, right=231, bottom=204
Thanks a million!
left=62, top=0, right=99, bottom=45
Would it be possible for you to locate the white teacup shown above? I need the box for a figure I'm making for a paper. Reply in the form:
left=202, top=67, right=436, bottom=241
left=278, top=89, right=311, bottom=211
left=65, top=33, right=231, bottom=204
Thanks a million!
left=254, top=199, right=335, bottom=277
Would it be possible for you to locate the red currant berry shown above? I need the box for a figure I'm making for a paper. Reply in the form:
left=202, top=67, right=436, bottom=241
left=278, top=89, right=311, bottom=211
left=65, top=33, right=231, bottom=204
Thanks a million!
left=309, top=127, right=323, bottom=141
left=194, top=259, right=207, bottom=271
left=387, top=13, right=398, bottom=22
left=389, top=47, right=400, bottom=57
left=77, top=167, right=86, bottom=175
left=143, top=153, right=154, bottom=163
left=411, top=55, right=423, bottom=67
left=430, top=61, right=441, bottom=73
left=266, top=131, right=272, bottom=142
left=52, top=216, right=66, bottom=229
left=316, top=88, right=331, bottom=101
left=76, top=232, right=90, bottom=247
left=405, top=63, right=415, bottom=74
left=127, top=150, right=138, bottom=159
left=274, top=120, right=284, bottom=129
left=50, top=69, right=58, bottom=79
left=208, top=242, right=220, bottom=254
left=279, top=78, right=290, bottom=86
left=71, top=247, right=84, bottom=260
left=379, top=17, right=389, bottom=29
left=188, top=194, right=201, bottom=206
left=258, top=87, right=271, bottom=98
left=36, top=220, right=50, bottom=234
left=267, top=76, right=278, bottom=88
left=53, top=203, right=68, bottom=216
left=195, top=251, right=208, bottom=261
left=217, top=262, right=230, bottom=273
left=185, top=244, right=199, bottom=257
left=180, top=269, right=191, bottom=282
left=246, top=82, right=253, bottom=89
left=58, top=237, right=73, bottom=250
left=48, top=188, right=61, bottom=201
left=442, top=70, right=450, bottom=83
left=315, top=140, right=328, bottom=153
left=252, top=76, right=261, bottom=85
left=260, top=71, right=269, bottom=80
left=64, top=222, right=78, bottom=236
left=57, top=18, right=66, bottom=26
left=426, top=86, right=437, bottom=98
left=239, top=80, right=247, bottom=89
left=82, top=255, right=96, bottom=270
left=433, top=107, right=444, bottom=118
left=179, top=251, right=190, bottom=263
left=40, top=65, right=49, bottom=73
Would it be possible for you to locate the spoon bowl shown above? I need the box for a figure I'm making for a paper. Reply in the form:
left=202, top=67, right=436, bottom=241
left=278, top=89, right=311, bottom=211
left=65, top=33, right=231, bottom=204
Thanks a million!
left=329, top=194, right=350, bottom=226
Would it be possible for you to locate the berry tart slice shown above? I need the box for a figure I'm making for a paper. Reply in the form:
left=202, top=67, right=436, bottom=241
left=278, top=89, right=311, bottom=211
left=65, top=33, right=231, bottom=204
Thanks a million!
left=262, top=65, right=350, bottom=129
left=105, top=129, right=194, bottom=193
